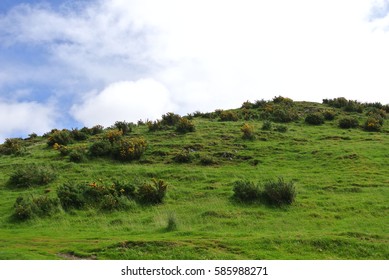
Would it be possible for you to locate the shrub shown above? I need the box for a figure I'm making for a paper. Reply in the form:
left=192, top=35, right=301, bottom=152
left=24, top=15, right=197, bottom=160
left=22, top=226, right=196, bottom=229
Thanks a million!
left=136, top=179, right=167, bottom=205
left=272, top=108, right=298, bottom=123
left=13, top=195, right=60, bottom=221
left=253, top=99, right=267, bottom=108
left=71, top=129, right=88, bottom=141
left=147, top=120, right=165, bottom=132
left=166, top=213, right=178, bottom=231
left=273, top=96, right=293, bottom=105
left=113, top=137, right=147, bottom=161
left=262, top=120, right=272, bottom=130
left=53, top=143, right=71, bottom=156
left=325, top=97, right=348, bottom=108
left=219, top=111, right=239, bottom=121
left=263, top=177, right=296, bottom=206
left=112, top=180, right=136, bottom=199
left=199, top=155, right=218, bottom=166
left=232, top=180, right=261, bottom=202
left=161, top=112, right=181, bottom=126
left=47, top=129, right=73, bottom=146
left=323, top=110, right=336, bottom=121
left=69, top=149, right=87, bottom=163
left=114, top=121, right=133, bottom=135
left=91, top=125, right=104, bottom=135
left=176, top=117, right=195, bottom=133
left=364, top=117, right=382, bottom=132
left=305, top=112, right=325, bottom=125
left=241, top=100, right=253, bottom=109
left=57, top=183, right=86, bottom=210
left=0, top=138, right=25, bottom=155
left=275, top=125, right=288, bottom=133
left=8, top=164, right=57, bottom=188
left=104, top=130, right=123, bottom=144
left=89, top=140, right=112, bottom=157
left=338, top=117, right=359, bottom=129
left=241, top=123, right=255, bottom=140
left=173, top=150, right=193, bottom=163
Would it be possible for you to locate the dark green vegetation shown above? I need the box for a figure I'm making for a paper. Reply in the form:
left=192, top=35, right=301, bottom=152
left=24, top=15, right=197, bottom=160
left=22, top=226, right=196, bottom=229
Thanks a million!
left=0, top=97, right=388, bottom=260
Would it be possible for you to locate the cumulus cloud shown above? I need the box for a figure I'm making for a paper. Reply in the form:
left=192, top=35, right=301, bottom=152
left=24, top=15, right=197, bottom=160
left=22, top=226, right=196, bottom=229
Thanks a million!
left=0, top=101, right=55, bottom=142
left=70, top=78, right=176, bottom=127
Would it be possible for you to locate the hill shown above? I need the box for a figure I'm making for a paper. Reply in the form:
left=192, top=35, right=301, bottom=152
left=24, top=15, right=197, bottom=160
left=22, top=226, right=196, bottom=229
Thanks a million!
left=0, top=97, right=388, bottom=259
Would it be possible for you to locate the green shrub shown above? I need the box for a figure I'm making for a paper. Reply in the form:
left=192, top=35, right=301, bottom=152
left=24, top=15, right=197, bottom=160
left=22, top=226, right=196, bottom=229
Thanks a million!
left=104, top=130, right=123, bottom=144
left=91, top=125, right=104, bottom=135
left=13, top=195, right=60, bottom=221
left=262, top=120, right=272, bottom=130
left=364, top=117, right=382, bottom=132
left=161, top=112, right=181, bottom=126
left=272, top=108, right=298, bottom=123
left=173, top=150, right=193, bottom=163
left=57, top=183, right=87, bottom=210
left=199, top=155, right=218, bottom=166
left=112, top=180, right=136, bottom=199
left=69, top=149, right=87, bottom=163
left=53, top=143, right=71, bottom=156
left=219, top=111, right=239, bottom=121
left=176, top=117, right=195, bottom=133
left=114, top=121, right=133, bottom=135
left=8, top=164, right=57, bottom=188
left=241, top=123, right=255, bottom=140
left=0, top=138, right=26, bottom=155
left=232, top=180, right=261, bottom=202
left=47, top=129, right=73, bottom=146
left=147, top=120, right=166, bottom=132
left=112, top=137, right=147, bottom=161
left=166, top=213, right=178, bottom=231
left=241, top=100, right=254, bottom=109
left=263, top=177, right=296, bottom=206
left=338, top=117, right=359, bottom=129
left=275, top=125, right=288, bottom=133
left=305, top=112, right=325, bottom=125
left=71, top=129, right=89, bottom=141
left=89, top=140, right=112, bottom=157
left=136, top=179, right=167, bottom=205
left=323, top=110, right=336, bottom=121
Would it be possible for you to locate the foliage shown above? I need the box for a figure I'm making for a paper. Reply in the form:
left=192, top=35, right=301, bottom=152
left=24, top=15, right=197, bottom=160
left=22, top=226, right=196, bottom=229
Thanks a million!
left=199, top=155, right=218, bottom=166
left=272, top=96, right=294, bottom=105
left=13, top=195, right=60, bottom=221
left=114, top=121, right=133, bottom=135
left=161, top=112, right=182, bottom=126
left=71, top=129, right=89, bottom=141
left=305, top=112, right=325, bottom=125
left=262, top=120, right=272, bottom=130
left=53, top=143, right=71, bottom=156
left=104, top=130, right=123, bottom=144
left=241, top=123, right=255, bottom=140
left=232, top=180, right=262, bottom=202
left=166, top=213, right=178, bottom=231
left=338, top=117, right=359, bottom=129
left=0, top=138, right=26, bottom=156
left=47, top=129, right=73, bottom=146
left=323, top=110, right=336, bottom=121
left=219, top=111, right=239, bottom=121
left=263, top=177, right=296, bottom=206
left=136, top=179, right=167, bottom=205
left=91, top=125, right=104, bottom=135
left=147, top=120, right=166, bottom=132
left=364, top=117, right=382, bottom=132
left=113, top=137, right=147, bottom=161
left=57, top=183, right=87, bottom=210
left=271, top=107, right=299, bottom=123
left=176, top=117, right=195, bottom=133
left=8, top=164, right=57, bottom=188
left=89, top=140, right=112, bottom=157
left=173, top=149, right=193, bottom=163
left=275, top=125, right=288, bottom=133
left=69, top=149, right=88, bottom=163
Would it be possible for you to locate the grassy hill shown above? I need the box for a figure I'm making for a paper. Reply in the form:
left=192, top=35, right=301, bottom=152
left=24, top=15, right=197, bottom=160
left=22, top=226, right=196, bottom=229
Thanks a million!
left=0, top=97, right=388, bottom=260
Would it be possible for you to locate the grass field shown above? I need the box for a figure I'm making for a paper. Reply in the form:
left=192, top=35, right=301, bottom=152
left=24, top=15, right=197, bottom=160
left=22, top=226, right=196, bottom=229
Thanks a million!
left=0, top=98, right=388, bottom=259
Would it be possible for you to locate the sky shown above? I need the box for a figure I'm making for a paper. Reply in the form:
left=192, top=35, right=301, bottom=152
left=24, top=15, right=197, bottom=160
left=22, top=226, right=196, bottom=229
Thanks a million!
left=1, top=0, right=389, bottom=142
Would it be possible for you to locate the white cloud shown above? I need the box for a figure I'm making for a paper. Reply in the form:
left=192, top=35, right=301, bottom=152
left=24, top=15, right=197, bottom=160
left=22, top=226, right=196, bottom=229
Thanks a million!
left=0, top=101, right=55, bottom=142
left=70, top=78, right=176, bottom=127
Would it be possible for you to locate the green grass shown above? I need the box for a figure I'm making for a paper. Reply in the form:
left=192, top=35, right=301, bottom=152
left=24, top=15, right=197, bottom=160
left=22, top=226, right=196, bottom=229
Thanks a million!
left=0, top=100, right=388, bottom=259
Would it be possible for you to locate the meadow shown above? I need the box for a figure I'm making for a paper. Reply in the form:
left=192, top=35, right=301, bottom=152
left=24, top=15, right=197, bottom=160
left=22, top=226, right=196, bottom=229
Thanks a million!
left=0, top=97, right=388, bottom=259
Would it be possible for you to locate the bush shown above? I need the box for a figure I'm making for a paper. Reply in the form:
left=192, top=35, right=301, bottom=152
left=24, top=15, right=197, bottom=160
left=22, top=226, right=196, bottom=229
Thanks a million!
left=0, top=138, right=25, bottom=155
left=147, top=120, right=165, bottom=132
left=272, top=108, right=298, bottom=123
left=220, top=111, right=239, bottom=121
left=47, top=129, right=73, bottom=146
left=71, top=129, right=89, bottom=141
left=8, top=164, right=57, bottom=188
left=323, top=110, right=336, bottom=121
left=338, top=117, right=359, bottom=129
left=136, top=179, right=167, bottom=205
left=112, top=180, right=136, bottom=199
left=273, top=96, right=293, bottom=105
left=112, top=137, right=147, bottom=161
left=89, top=140, right=112, bottom=157
left=104, top=130, right=123, bottom=144
left=262, top=120, right=272, bottom=130
left=161, top=112, right=181, bottom=126
left=364, top=117, right=382, bottom=132
left=13, top=195, right=60, bottom=221
left=91, top=125, right=104, bottom=135
left=305, top=112, right=324, bottom=125
left=114, top=121, right=133, bottom=135
left=199, top=155, right=218, bottom=166
left=53, top=143, right=71, bottom=156
left=57, top=183, right=86, bottom=210
left=275, top=125, right=288, bottom=133
left=176, top=117, right=195, bottom=133
left=241, top=123, right=255, bottom=140
left=69, top=149, right=87, bottom=163
left=232, top=180, right=261, bottom=202
left=263, top=177, right=296, bottom=206
left=173, top=150, right=193, bottom=163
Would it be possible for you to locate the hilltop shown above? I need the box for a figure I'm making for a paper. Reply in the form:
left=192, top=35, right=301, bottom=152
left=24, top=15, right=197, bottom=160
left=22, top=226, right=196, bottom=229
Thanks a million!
left=0, top=96, right=388, bottom=260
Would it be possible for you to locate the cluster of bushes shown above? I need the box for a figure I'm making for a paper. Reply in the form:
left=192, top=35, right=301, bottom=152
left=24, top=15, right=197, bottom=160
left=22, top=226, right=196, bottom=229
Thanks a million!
left=305, top=112, right=325, bottom=125
left=7, top=164, right=57, bottom=188
left=338, top=117, right=359, bottom=129
left=219, top=110, right=239, bottom=122
left=46, top=125, right=105, bottom=147
left=148, top=113, right=195, bottom=133
left=232, top=177, right=296, bottom=206
left=0, top=138, right=26, bottom=156
left=323, top=97, right=363, bottom=113
left=13, top=195, right=60, bottom=221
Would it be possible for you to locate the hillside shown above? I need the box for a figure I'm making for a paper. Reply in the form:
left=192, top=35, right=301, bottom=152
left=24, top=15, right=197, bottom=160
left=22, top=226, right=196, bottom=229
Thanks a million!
left=0, top=97, right=388, bottom=260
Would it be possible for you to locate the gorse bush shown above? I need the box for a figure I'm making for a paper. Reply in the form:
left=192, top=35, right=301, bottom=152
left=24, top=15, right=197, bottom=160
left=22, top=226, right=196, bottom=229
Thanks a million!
left=71, top=129, right=88, bottom=141
left=47, top=129, right=73, bottom=146
left=241, top=123, right=255, bottom=140
left=13, top=195, right=60, bottom=221
left=0, top=138, right=25, bottom=155
left=263, top=177, right=296, bottom=206
left=271, top=107, right=299, bottom=123
left=69, top=149, right=87, bottom=163
left=199, top=155, right=218, bottom=166
left=219, top=111, right=239, bottom=121
left=338, top=117, right=359, bottom=129
left=113, top=137, right=147, bottom=161
left=8, top=164, right=57, bottom=188
left=147, top=120, right=165, bottom=132
left=136, top=179, right=167, bottom=205
left=114, top=121, right=133, bottom=135
left=53, top=143, right=71, bottom=156
left=364, top=117, right=382, bottom=132
left=305, top=112, right=325, bottom=125
left=161, top=112, right=181, bottom=126
left=232, top=180, right=261, bottom=202
left=104, top=130, right=123, bottom=144
left=323, top=110, right=336, bottom=121
left=262, top=120, right=272, bottom=130
left=89, top=140, right=112, bottom=157
left=57, top=183, right=86, bottom=210
left=176, top=117, right=195, bottom=133
left=173, top=150, right=193, bottom=163
left=275, top=125, right=288, bottom=133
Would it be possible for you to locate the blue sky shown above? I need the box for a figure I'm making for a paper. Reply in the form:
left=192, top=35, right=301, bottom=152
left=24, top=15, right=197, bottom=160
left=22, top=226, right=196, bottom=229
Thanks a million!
left=1, top=0, right=389, bottom=142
